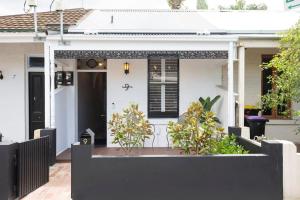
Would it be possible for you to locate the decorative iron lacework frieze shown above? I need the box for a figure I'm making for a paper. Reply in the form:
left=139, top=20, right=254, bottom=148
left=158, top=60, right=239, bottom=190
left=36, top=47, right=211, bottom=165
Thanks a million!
left=54, top=50, right=228, bottom=59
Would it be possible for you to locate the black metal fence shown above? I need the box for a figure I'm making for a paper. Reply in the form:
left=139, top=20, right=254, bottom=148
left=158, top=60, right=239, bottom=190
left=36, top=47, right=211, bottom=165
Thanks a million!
left=0, top=134, right=52, bottom=200
left=40, top=128, right=56, bottom=166
left=18, top=136, right=50, bottom=198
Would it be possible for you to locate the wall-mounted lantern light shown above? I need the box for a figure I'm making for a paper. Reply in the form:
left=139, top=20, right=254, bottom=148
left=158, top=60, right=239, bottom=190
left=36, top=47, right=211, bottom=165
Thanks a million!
left=124, top=62, right=130, bottom=75
left=0, top=71, right=3, bottom=80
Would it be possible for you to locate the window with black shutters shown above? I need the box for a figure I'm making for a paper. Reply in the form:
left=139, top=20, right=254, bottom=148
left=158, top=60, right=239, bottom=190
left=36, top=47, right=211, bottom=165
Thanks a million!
left=148, top=58, right=179, bottom=118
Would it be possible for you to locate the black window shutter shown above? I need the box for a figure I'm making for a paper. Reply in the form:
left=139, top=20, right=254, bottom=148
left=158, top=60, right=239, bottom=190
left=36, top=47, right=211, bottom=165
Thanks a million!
left=148, top=58, right=179, bottom=118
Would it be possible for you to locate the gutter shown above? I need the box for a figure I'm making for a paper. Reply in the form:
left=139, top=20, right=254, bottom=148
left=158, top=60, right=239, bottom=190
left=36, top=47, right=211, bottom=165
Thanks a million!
left=0, top=32, right=46, bottom=43
left=46, top=33, right=239, bottom=42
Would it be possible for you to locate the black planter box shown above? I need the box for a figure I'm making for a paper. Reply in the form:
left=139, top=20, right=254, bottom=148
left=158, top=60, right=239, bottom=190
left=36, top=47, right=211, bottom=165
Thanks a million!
left=71, top=140, right=283, bottom=200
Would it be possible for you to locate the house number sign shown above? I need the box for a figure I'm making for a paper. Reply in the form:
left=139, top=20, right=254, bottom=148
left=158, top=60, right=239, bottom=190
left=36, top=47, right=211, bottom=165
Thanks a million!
left=122, top=84, right=133, bottom=91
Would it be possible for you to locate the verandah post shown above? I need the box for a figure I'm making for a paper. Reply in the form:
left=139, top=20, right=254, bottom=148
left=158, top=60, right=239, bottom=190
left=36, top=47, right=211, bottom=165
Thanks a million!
left=238, top=45, right=245, bottom=127
left=227, top=41, right=236, bottom=127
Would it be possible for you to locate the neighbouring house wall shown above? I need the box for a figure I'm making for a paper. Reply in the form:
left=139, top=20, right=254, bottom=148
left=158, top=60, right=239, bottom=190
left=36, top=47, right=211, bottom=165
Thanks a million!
left=245, top=48, right=300, bottom=143
left=265, top=124, right=300, bottom=144
left=0, top=43, right=43, bottom=142
left=54, top=59, right=76, bottom=154
left=244, top=48, right=278, bottom=106
left=107, top=59, right=227, bottom=147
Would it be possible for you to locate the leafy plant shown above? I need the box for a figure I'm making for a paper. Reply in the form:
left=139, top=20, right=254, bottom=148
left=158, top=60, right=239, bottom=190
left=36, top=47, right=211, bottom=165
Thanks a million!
left=199, top=95, right=221, bottom=111
left=218, top=0, right=267, bottom=10
left=168, top=102, right=224, bottom=155
left=108, top=104, right=153, bottom=153
left=197, top=0, right=208, bottom=9
left=261, top=21, right=300, bottom=128
left=208, top=135, right=248, bottom=154
left=199, top=95, right=221, bottom=123
left=167, top=0, right=185, bottom=9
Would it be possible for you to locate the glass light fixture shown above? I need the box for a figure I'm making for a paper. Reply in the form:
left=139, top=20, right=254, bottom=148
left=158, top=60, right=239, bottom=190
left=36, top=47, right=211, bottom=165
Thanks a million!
left=124, top=62, right=130, bottom=75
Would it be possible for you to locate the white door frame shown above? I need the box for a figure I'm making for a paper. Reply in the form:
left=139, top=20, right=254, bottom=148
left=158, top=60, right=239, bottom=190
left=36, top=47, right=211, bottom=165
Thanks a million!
left=25, top=54, right=45, bottom=140
left=75, top=66, right=108, bottom=143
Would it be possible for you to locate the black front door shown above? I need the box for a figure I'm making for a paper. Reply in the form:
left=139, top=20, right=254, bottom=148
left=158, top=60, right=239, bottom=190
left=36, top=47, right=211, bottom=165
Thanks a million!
left=29, top=72, right=45, bottom=139
left=78, top=72, right=107, bottom=145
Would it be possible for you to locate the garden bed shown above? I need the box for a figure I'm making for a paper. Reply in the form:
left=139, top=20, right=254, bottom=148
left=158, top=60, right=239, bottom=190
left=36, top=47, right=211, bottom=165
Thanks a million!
left=91, top=147, right=182, bottom=156
left=71, top=138, right=283, bottom=200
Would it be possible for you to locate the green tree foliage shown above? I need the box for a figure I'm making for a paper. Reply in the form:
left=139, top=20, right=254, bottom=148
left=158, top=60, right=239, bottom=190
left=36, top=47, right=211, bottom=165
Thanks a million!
left=246, top=3, right=267, bottom=10
left=219, top=0, right=267, bottom=10
left=197, top=0, right=208, bottom=9
left=167, top=0, right=185, bottom=9
left=262, top=21, right=300, bottom=120
left=230, top=0, right=246, bottom=10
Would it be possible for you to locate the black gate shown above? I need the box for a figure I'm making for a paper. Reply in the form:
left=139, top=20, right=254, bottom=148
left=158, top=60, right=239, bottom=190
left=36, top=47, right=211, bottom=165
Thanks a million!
left=18, top=136, right=49, bottom=198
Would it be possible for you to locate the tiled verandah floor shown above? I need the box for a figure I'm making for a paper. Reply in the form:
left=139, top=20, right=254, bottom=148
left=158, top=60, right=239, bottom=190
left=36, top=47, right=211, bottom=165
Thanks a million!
left=22, top=163, right=71, bottom=200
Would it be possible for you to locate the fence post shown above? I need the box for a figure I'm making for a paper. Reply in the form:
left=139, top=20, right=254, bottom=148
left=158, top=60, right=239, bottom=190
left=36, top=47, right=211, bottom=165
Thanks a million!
left=40, top=128, right=56, bottom=166
left=261, top=140, right=283, bottom=200
left=277, top=141, right=299, bottom=199
left=71, top=143, right=92, bottom=200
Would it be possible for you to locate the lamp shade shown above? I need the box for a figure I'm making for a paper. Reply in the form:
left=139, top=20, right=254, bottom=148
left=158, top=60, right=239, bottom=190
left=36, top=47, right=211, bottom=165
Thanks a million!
left=27, top=0, right=37, bottom=7
left=54, top=0, right=64, bottom=11
left=124, top=62, right=130, bottom=75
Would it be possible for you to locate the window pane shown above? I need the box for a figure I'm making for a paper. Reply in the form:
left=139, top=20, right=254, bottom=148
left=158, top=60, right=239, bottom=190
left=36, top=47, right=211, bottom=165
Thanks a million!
left=148, top=58, right=179, bottom=118
left=277, top=103, right=288, bottom=116
left=29, top=57, right=44, bottom=68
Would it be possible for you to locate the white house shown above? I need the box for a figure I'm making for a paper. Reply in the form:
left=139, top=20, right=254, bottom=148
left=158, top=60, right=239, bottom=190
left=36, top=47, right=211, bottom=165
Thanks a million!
left=0, top=8, right=299, bottom=154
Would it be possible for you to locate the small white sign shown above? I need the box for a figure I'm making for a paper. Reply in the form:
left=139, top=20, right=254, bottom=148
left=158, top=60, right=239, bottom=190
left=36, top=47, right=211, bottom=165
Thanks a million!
left=285, top=0, right=300, bottom=9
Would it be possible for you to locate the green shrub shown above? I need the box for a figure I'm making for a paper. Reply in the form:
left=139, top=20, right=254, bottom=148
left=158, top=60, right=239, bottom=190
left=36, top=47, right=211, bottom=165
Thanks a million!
left=208, top=135, right=248, bottom=154
left=108, top=104, right=153, bottom=153
left=168, top=102, right=224, bottom=155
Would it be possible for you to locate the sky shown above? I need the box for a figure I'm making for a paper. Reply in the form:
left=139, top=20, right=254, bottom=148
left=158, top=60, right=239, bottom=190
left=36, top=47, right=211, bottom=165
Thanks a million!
left=0, top=0, right=286, bottom=16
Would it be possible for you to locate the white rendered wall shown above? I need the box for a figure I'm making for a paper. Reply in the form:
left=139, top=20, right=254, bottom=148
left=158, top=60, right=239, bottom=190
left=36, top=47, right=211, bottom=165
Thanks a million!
left=0, top=43, right=43, bottom=142
left=107, top=59, right=148, bottom=147
left=106, top=59, right=227, bottom=147
left=180, top=59, right=228, bottom=128
left=281, top=141, right=300, bottom=200
left=54, top=59, right=76, bottom=154
left=297, top=153, right=300, bottom=198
